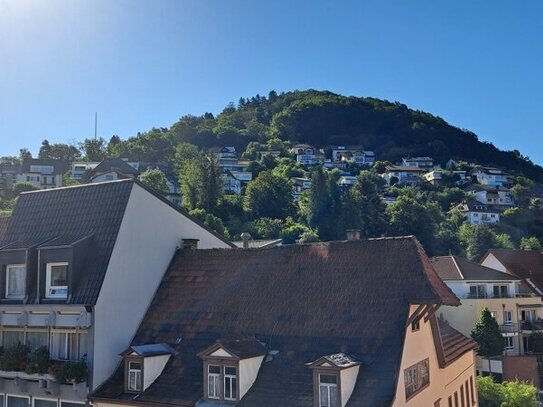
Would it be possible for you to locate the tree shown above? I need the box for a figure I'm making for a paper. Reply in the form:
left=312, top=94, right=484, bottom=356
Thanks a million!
left=38, top=139, right=52, bottom=159
left=172, top=142, right=199, bottom=177
left=12, top=182, right=40, bottom=196
left=520, top=236, right=542, bottom=251
left=48, top=143, right=81, bottom=160
left=180, top=155, right=222, bottom=213
left=244, top=171, right=294, bottom=220
left=138, top=168, right=169, bottom=196
left=477, top=376, right=538, bottom=407
left=19, top=148, right=32, bottom=160
left=342, top=171, right=387, bottom=238
left=459, top=224, right=515, bottom=261
left=471, top=308, right=504, bottom=378
left=80, top=138, right=107, bottom=161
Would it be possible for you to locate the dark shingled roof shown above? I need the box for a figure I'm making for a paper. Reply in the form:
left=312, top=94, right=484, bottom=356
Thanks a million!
left=0, top=217, right=10, bottom=242
left=21, top=158, right=70, bottom=174
left=484, top=249, right=543, bottom=291
left=123, top=343, right=175, bottom=357
left=432, top=256, right=520, bottom=281
left=0, top=180, right=133, bottom=304
left=433, top=318, right=477, bottom=367
left=90, top=158, right=140, bottom=178
left=91, top=237, right=460, bottom=407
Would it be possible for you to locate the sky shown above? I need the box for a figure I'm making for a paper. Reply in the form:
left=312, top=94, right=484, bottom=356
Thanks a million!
left=1, top=0, right=542, bottom=164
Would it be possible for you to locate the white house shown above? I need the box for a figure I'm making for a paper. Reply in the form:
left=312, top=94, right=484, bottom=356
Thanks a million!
left=470, top=167, right=511, bottom=187
left=291, top=177, right=311, bottom=200
left=451, top=201, right=501, bottom=225
left=382, top=165, right=425, bottom=186
left=401, top=157, right=434, bottom=171
left=0, top=180, right=233, bottom=407
left=291, top=144, right=324, bottom=166
left=16, top=159, right=69, bottom=189
left=464, top=184, right=514, bottom=207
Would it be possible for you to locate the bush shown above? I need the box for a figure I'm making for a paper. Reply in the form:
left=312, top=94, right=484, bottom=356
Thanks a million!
left=49, top=359, right=88, bottom=384
left=26, top=346, right=50, bottom=374
left=477, top=376, right=538, bottom=407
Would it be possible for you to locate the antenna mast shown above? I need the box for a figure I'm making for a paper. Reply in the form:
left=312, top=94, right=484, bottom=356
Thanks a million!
left=94, top=112, right=98, bottom=140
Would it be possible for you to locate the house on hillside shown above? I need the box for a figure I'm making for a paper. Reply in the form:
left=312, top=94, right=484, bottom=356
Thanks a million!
left=222, top=171, right=253, bottom=195
left=91, top=236, right=477, bottom=407
left=470, top=167, right=511, bottom=188
left=17, top=159, right=69, bottom=189
left=432, top=255, right=541, bottom=380
left=70, top=162, right=100, bottom=181
left=291, top=144, right=324, bottom=166
left=464, top=184, right=514, bottom=207
left=382, top=165, right=425, bottom=186
left=423, top=170, right=468, bottom=187
left=331, top=145, right=375, bottom=166
left=451, top=201, right=501, bottom=225
left=401, top=157, right=434, bottom=171
left=87, top=158, right=140, bottom=183
left=291, top=177, right=311, bottom=200
left=0, top=180, right=233, bottom=406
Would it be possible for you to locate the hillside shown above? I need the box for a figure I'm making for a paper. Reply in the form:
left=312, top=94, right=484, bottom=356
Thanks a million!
left=116, top=90, right=542, bottom=181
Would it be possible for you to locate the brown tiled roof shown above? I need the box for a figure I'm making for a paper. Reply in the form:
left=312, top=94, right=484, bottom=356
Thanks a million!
left=432, top=256, right=521, bottom=281
left=92, top=236, right=459, bottom=407
left=484, top=249, right=543, bottom=291
left=432, top=317, right=477, bottom=367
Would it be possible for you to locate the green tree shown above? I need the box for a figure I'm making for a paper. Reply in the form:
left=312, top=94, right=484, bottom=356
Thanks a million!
left=477, top=376, right=503, bottom=407
left=38, top=139, right=52, bottom=159
left=181, top=160, right=203, bottom=211
left=244, top=171, right=294, bottom=220
left=180, top=155, right=222, bottom=212
left=342, top=171, right=387, bottom=237
left=19, top=148, right=32, bottom=160
left=80, top=138, right=107, bottom=161
left=139, top=168, right=169, bottom=196
left=172, top=142, right=199, bottom=177
left=520, top=236, right=542, bottom=251
left=12, top=182, right=40, bottom=196
left=471, top=308, right=504, bottom=378
left=500, top=380, right=538, bottom=407
left=49, top=143, right=81, bottom=160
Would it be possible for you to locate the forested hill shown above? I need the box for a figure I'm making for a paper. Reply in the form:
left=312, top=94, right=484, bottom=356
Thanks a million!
left=111, top=90, right=542, bottom=181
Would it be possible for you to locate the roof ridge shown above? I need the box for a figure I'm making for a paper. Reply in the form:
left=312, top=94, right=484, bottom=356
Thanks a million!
left=20, top=178, right=133, bottom=195
left=450, top=256, right=464, bottom=280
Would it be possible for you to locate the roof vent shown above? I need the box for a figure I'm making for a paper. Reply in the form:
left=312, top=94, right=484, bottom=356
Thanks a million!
left=241, top=232, right=252, bottom=249
left=346, top=229, right=361, bottom=241
left=182, top=238, right=199, bottom=250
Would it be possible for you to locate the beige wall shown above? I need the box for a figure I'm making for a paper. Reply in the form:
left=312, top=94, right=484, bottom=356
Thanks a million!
left=392, top=305, right=478, bottom=407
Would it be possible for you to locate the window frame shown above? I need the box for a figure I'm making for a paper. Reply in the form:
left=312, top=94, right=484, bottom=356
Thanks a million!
left=404, top=358, right=430, bottom=400
left=32, top=397, right=59, bottom=407
left=311, top=367, right=341, bottom=407
left=202, top=359, right=239, bottom=403
left=318, top=373, right=339, bottom=407
left=124, top=356, right=144, bottom=393
left=207, top=365, right=221, bottom=399
left=6, top=394, right=31, bottom=407
left=45, top=262, right=69, bottom=299
left=49, top=329, right=87, bottom=361
left=5, top=264, right=26, bottom=299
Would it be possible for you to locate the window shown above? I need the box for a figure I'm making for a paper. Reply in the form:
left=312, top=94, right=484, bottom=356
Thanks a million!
left=34, top=399, right=58, bottom=407
left=50, top=331, right=87, bottom=361
left=46, top=263, right=68, bottom=298
left=465, top=380, right=470, bottom=406
left=6, top=264, right=26, bottom=298
left=319, top=374, right=338, bottom=407
left=503, top=311, right=513, bottom=325
left=493, top=285, right=508, bottom=298
left=7, top=396, right=30, bottom=407
left=469, top=376, right=475, bottom=405
left=128, top=360, right=142, bottom=391
left=224, top=366, right=237, bottom=401
left=3, top=330, right=24, bottom=347
left=448, top=396, right=452, bottom=407
left=505, top=337, right=514, bottom=350
left=208, top=365, right=221, bottom=399
left=469, top=285, right=486, bottom=299
left=411, top=319, right=420, bottom=331
left=60, top=403, right=86, bottom=407
left=404, top=359, right=430, bottom=399
left=522, top=310, right=536, bottom=321
left=27, top=330, right=49, bottom=350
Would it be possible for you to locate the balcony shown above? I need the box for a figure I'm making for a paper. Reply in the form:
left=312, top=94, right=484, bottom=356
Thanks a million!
left=500, top=323, right=519, bottom=335
left=521, top=321, right=543, bottom=332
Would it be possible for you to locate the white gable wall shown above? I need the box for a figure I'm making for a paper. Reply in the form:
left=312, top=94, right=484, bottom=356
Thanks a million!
left=92, top=183, right=232, bottom=389
left=340, top=365, right=360, bottom=407
left=143, top=354, right=171, bottom=391
left=481, top=253, right=508, bottom=273
left=239, top=356, right=265, bottom=399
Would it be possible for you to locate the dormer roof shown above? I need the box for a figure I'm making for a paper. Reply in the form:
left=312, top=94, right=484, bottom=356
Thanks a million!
left=199, top=338, right=266, bottom=360
left=431, top=256, right=520, bottom=282
left=309, top=353, right=360, bottom=369
left=121, top=343, right=175, bottom=357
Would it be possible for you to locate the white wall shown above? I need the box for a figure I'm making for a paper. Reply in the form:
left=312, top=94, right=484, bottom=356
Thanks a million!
left=239, top=356, right=264, bottom=399
left=481, top=254, right=508, bottom=273
left=143, top=354, right=171, bottom=391
left=340, top=365, right=360, bottom=407
left=92, top=183, right=232, bottom=389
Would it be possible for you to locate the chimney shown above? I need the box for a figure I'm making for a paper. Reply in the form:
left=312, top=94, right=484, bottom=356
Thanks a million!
left=241, top=232, right=252, bottom=249
left=346, top=229, right=361, bottom=241
left=182, top=238, right=199, bottom=250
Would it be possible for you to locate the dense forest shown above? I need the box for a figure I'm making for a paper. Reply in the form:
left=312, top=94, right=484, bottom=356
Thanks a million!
left=2, top=89, right=543, bottom=260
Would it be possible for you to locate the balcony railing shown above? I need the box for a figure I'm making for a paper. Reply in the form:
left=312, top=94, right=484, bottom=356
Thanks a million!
left=499, top=323, right=519, bottom=334
left=463, top=293, right=537, bottom=299
left=521, top=321, right=543, bottom=332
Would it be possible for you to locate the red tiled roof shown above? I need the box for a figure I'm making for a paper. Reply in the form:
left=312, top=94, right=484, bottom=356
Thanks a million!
left=484, top=249, right=543, bottom=292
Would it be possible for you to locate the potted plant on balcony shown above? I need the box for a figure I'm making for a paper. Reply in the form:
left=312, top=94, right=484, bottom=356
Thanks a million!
left=25, top=346, right=50, bottom=375
left=49, top=358, right=88, bottom=386
left=0, top=343, right=29, bottom=372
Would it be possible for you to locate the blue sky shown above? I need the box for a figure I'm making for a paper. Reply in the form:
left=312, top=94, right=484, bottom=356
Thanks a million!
left=1, top=0, right=542, bottom=164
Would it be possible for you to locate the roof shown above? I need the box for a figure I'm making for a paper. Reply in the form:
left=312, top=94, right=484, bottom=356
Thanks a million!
left=385, top=165, right=426, bottom=173
left=0, top=180, right=134, bottom=304
left=431, top=256, right=520, bottom=281
left=310, top=353, right=360, bottom=368
left=209, top=338, right=267, bottom=359
left=123, top=343, right=175, bottom=357
left=483, top=249, right=543, bottom=291
left=465, top=184, right=510, bottom=193
left=21, top=158, right=69, bottom=174
left=433, top=318, right=477, bottom=367
left=92, top=236, right=459, bottom=407
left=90, top=158, right=140, bottom=177
left=451, top=200, right=501, bottom=214
left=232, top=239, right=283, bottom=249
left=0, top=217, right=10, bottom=241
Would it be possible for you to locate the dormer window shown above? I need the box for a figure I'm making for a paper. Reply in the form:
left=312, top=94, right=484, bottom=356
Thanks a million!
left=46, top=262, right=68, bottom=298
left=319, top=374, right=339, bottom=407
left=121, top=343, right=173, bottom=394
left=6, top=264, right=26, bottom=299
left=198, top=338, right=266, bottom=403
left=308, top=353, right=360, bottom=407
left=128, top=360, right=143, bottom=391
